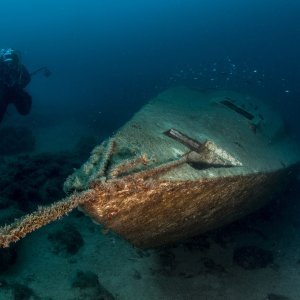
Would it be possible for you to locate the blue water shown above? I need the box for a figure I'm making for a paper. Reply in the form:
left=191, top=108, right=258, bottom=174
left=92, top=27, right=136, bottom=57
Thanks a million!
left=0, top=0, right=299, bottom=135
left=0, top=1, right=300, bottom=299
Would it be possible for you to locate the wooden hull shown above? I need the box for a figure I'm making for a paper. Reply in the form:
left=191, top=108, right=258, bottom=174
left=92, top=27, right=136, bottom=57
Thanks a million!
left=81, top=166, right=295, bottom=248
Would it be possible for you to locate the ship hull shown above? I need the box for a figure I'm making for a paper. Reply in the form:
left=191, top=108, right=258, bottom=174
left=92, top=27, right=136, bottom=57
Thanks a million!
left=81, top=166, right=295, bottom=248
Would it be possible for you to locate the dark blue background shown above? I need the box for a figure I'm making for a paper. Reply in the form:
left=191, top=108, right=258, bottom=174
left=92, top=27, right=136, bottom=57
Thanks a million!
left=0, top=0, right=299, bottom=137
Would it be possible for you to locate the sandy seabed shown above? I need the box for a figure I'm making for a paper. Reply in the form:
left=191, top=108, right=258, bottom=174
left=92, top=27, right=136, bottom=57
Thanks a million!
left=0, top=108, right=299, bottom=300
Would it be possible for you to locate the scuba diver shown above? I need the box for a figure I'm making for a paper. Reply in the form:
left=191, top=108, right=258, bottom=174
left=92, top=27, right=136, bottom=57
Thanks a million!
left=0, top=48, right=32, bottom=123
left=0, top=48, right=50, bottom=123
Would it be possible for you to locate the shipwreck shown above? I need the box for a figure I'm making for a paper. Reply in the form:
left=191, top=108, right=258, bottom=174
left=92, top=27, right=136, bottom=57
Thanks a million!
left=0, top=86, right=299, bottom=248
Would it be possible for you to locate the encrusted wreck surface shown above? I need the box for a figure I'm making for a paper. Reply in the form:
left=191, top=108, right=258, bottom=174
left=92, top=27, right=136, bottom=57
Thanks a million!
left=64, top=86, right=300, bottom=248
left=0, top=86, right=299, bottom=248
left=83, top=168, right=294, bottom=248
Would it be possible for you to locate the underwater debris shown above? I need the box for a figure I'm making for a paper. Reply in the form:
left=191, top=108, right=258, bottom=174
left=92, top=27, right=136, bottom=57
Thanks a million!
left=110, top=154, right=149, bottom=178
left=64, top=137, right=117, bottom=193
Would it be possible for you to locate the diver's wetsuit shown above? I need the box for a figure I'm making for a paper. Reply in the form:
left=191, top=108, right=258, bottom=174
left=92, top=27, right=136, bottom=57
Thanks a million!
left=0, top=55, right=32, bottom=123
